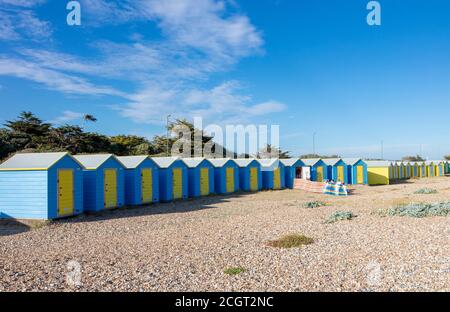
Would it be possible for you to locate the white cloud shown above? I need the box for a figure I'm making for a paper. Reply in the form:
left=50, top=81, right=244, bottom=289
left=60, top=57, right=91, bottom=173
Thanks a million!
left=0, top=0, right=46, bottom=7
left=0, top=57, right=125, bottom=97
left=51, top=110, right=85, bottom=124
left=116, top=81, right=286, bottom=125
left=0, top=6, right=51, bottom=41
left=0, top=0, right=285, bottom=126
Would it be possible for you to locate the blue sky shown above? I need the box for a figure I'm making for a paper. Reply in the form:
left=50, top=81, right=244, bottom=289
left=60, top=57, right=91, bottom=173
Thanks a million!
left=0, top=0, right=449, bottom=159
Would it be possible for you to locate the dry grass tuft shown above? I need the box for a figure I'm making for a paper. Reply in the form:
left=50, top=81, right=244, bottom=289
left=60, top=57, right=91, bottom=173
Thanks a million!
left=267, top=234, right=314, bottom=248
left=223, top=267, right=246, bottom=275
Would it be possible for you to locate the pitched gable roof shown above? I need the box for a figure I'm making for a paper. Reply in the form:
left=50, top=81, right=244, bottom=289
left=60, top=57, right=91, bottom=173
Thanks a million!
left=0, top=152, right=76, bottom=170
left=116, top=156, right=152, bottom=169
left=233, top=158, right=258, bottom=167
left=151, top=157, right=180, bottom=168
left=279, top=158, right=304, bottom=167
left=182, top=158, right=208, bottom=168
left=208, top=158, right=233, bottom=167
left=322, top=158, right=342, bottom=166
left=301, top=158, right=322, bottom=166
left=73, top=154, right=120, bottom=169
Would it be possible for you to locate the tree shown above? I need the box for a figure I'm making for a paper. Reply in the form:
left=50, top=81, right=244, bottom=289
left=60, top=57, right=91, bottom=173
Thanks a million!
left=49, top=125, right=87, bottom=154
left=402, top=155, right=425, bottom=161
left=4, top=111, right=51, bottom=150
left=109, top=135, right=152, bottom=156
left=257, top=144, right=290, bottom=159
left=0, top=129, right=14, bottom=160
left=444, top=155, right=450, bottom=161
left=299, top=154, right=340, bottom=159
left=83, top=114, right=97, bottom=123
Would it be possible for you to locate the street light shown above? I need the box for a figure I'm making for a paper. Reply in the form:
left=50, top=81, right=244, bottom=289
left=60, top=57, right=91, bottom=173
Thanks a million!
left=166, top=114, right=171, bottom=156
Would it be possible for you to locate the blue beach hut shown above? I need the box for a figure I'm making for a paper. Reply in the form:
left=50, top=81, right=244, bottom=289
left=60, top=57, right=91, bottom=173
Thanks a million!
left=0, top=152, right=84, bottom=220
left=257, top=159, right=286, bottom=190
left=301, top=158, right=328, bottom=182
left=425, top=161, right=434, bottom=177
left=208, top=158, right=240, bottom=194
left=182, top=158, right=215, bottom=198
left=419, top=161, right=427, bottom=177
left=279, top=158, right=305, bottom=189
left=117, top=156, right=159, bottom=206
left=322, top=158, right=348, bottom=184
left=343, top=158, right=368, bottom=185
left=73, top=154, right=125, bottom=212
left=396, top=161, right=405, bottom=179
left=152, top=157, right=188, bottom=202
left=233, top=159, right=262, bottom=192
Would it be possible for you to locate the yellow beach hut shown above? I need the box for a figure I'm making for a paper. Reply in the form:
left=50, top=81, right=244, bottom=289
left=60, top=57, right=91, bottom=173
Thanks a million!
left=366, top=161, right=391, bottom=185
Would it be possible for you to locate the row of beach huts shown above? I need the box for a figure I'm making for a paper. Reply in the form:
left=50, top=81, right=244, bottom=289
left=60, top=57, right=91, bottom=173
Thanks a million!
left=0, top=152, right=448, bottom=220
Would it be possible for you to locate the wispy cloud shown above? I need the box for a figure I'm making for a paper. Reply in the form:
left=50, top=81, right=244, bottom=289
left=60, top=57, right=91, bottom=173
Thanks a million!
left=0, top=0, right=285, bottom=125
left=115, top=81, right=286, bottom=125
left=0, top=1, right=51, bottom=42
left=0, top=57, right=126, bottom=97
left=51, top=110, right=85, bottom=124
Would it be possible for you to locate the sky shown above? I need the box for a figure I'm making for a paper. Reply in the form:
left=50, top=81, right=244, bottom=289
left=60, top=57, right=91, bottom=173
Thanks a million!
left=0, top=0, right=449, bottom=159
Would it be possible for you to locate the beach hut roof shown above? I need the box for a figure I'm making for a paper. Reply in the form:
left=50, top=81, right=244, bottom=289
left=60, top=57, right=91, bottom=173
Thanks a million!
left=365, top=160, right=391, bottom=167
left=233, top=158, right=257, bottom=167
left=116, top=155, right=152, bottom=169
left=0, top=152, right=79, bottom=170
left=182, top=157, right=208, bottom=168
left=208, top=158, right=233, bottom=167
left=151, top=156, right=180, bottom=168
left=73, top=154, right=121, bottom=169
left=257, top=158, right=281, bottom=168
left=279, top=158, right=303, bottom=166
left=301, top=158, right=322, bottom=166
left=341, top=158, right=363, bottom=166
left=322, top=158, right=342, bottom=166
left=424, top=160, right=435, bottom=165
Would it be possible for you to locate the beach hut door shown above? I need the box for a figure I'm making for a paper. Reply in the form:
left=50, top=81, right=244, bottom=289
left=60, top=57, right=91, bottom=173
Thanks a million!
left=57, top=169, right=74, bottom=216
left=273, top=168, right=281, bottom=189
left=173, top=168, right=183, bottom=199
left=226, top=168, right=234, bottom=193
left=337, top=166, right=344, bottom=182
left=141, top=168, right=153, bottom=204
left=200, top=168, right=209, bottom=196
left=104, top=169, right=118, bottom=208
left=316, top=167, right=323, bottom=182
left=356, top=166, right=364, bottom=184
left=250, top=167, right=258, bottom=191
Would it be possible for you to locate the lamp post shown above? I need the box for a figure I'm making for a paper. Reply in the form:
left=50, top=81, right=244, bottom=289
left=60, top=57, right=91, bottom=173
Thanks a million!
left=166, top=114, right=171, bottom=157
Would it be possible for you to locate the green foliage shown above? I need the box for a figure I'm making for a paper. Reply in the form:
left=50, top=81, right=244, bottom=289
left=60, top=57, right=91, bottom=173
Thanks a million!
left=444, top=155, right=450, bottom=161
left=257, top=144, right=290, bottom=159
left=324, top=211, right=356, bottom=223
left=414, top=188, right=438, bottom=194
left=384, top=202, right=450, bottom=218
left=267, top=234, right=314, bottom=248
left=303, top=201, right=327, bottom=208
left=299, top=154, right=340, bottom=159
left=402, top=155, right=425, bottom=161
left=0, top=112, right=235, bottom=161
left=223, top=267, right=246, bottom=275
